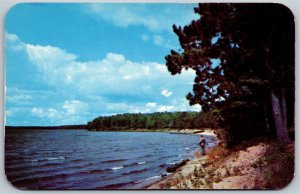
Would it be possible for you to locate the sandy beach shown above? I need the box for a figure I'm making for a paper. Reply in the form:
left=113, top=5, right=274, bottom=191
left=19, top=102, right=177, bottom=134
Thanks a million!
left=146, top=135, right=295, bottom=190
left=168, top=128, right=217, bottom=136
left=146, top=129, right=218, bottom=189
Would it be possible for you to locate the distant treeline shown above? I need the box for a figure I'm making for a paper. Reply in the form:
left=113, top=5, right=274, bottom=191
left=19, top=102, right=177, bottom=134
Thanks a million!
left=87, top=111, right=218, bottom=131
left=6, top=125, right=87, bottom=130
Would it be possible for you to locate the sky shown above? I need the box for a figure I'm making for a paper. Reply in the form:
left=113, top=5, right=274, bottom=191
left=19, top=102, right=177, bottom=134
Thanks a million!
left=5, top=3, right=203, bottom=126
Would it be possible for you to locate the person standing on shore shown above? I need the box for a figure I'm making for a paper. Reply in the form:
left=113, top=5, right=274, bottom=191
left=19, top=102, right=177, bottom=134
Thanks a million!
left=199, top=135, right=206, bottom=155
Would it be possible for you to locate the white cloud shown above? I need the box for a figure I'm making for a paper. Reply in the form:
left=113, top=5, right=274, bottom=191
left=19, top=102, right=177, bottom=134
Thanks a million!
left=85, top=4, right=161, bottom=32
left=6, top=87, right=55, bottom=107
left=84, top=4, right=198, bottom=33
left=31, top=107, right=44, bottom=117
left=26, top=44, right=77, bottom=64
left=5, top=32, right=25, bottom=51
left=48, top=108, right=58, bottom=118
left=6, top=94, right=32, bottom=103
left=6, top=33, right=19, bottom=42
left=21, top=38, right=175, bottom=94
left=62, top=100, right=88, bottom=115
left=146, top=102, right=156, bottom=107
left=156, top=105, right=174, bottom=112
left=31, top=107, right=60, bottom=119
left=6, top=33, right=202, bottom=125
left=161, top=89, right=173, bottom=97
left=30, top=100, right=88, bottom=124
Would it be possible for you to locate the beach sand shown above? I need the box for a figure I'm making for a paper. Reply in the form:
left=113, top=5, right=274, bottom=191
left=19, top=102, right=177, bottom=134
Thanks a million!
left=146, top=129, right=218, bottom=189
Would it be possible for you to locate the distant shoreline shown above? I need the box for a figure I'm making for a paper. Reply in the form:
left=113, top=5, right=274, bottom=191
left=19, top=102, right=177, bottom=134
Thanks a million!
left=5, top=126, right=217, bottom=137
left=5, top=125, right=88, bottom=130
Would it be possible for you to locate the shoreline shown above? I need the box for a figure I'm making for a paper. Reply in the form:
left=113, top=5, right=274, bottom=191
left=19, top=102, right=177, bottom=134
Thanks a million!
left=145, top=138, right=295, bottom=190
left=89, top=128, right=218, bottom=136
left=145, top=147, right=216, bottom=189
left=144, top=129, right=218, bottom=189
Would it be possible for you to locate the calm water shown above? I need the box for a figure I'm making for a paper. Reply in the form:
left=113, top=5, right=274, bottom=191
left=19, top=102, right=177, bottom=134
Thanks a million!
left=5, top=129, right=217, bottom=189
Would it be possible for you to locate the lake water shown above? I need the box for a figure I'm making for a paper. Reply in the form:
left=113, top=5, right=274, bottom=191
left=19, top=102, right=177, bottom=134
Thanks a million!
left=5, top=129, right=218, bottom=189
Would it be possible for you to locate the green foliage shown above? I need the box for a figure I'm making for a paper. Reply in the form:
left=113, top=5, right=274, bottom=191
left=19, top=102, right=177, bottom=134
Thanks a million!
left=165, top=181, right=171, bottom=189
left=193, top=166, right=199, bottom=178
left=166, top=3, right=295, bottom=145
left=87, top=111, right=218, bottom=131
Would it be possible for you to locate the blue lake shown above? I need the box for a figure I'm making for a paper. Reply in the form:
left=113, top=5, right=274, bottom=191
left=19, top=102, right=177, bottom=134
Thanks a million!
left=5, top=129, right=217, bottom=189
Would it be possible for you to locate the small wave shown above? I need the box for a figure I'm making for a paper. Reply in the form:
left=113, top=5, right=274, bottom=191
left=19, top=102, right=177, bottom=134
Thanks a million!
left=39, top=163, right=62, bottom=167
left=185, top=147, right=190, bottom=150
left=165, top=158, right=187, bottom=166
left=141, top=154, right=152, bottom=158
left=46, top=156, right=66, bottom=161
left=101, top=159, right=126, bottom=164
left=166, top=162, right=177, bottom=165
left=123, top=161, right=146, bottom=168
left=122, top=168, right=149, bottom=175
left=111, top=166, right=124, bottom=171
left=136, top=175, right=161, bottom=183
left=31, top=156, right=65, bottom=162
left=88, top=169, right=111, bottom=174
left=70, top=158, right=86, bottom=162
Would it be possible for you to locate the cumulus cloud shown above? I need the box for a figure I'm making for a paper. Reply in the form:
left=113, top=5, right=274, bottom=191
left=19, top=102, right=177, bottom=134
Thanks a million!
left=156, top=105, right=174, bottom=112
left=6, top=33, right=201, bottom=125
left=30, top=100, right=88, bottom=124
left=6, top=32, right=194, bottom=98
left=161, top=89, right=173, bottom=97
left=5, top=87, right=55, bottom=107
left=83, top=4, right=198, bottom=49
left=146, top=102, right=156, bottom=107
left=23, top=43, right=167, bottom=94
left=5, top=32, right=25, bottom=51
left=31, top=107, right=45, bottom=117
left=63, top=100, right=88, bottom=115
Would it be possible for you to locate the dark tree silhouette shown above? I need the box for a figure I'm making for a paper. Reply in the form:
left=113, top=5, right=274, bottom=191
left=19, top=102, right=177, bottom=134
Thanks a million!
left=166, top=3, right=294, bottom=144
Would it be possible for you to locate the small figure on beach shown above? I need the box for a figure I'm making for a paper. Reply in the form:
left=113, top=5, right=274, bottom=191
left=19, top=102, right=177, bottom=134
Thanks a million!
left=199, top=135, right=206, bottom=155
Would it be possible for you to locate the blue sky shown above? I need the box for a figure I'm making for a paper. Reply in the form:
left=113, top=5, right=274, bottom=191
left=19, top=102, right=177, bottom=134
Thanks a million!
left=5, top=3, right=202, bottom=126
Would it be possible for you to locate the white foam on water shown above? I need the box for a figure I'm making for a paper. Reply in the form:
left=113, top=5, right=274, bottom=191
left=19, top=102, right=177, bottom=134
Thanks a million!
left=166, top=162, right=176, bottom=165
left=31, top=156, right=66, bottom=162
left=138, top=162, right=146, bottom=165
left=111, top=166, right=124, bottom=170
left=46, top=156, right=66, bottom=161
left=136, top=175, right=161, bottom=183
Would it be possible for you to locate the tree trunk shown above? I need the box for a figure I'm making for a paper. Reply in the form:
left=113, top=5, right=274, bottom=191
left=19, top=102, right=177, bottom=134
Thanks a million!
left=270, top=90, right=290, bottom=144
